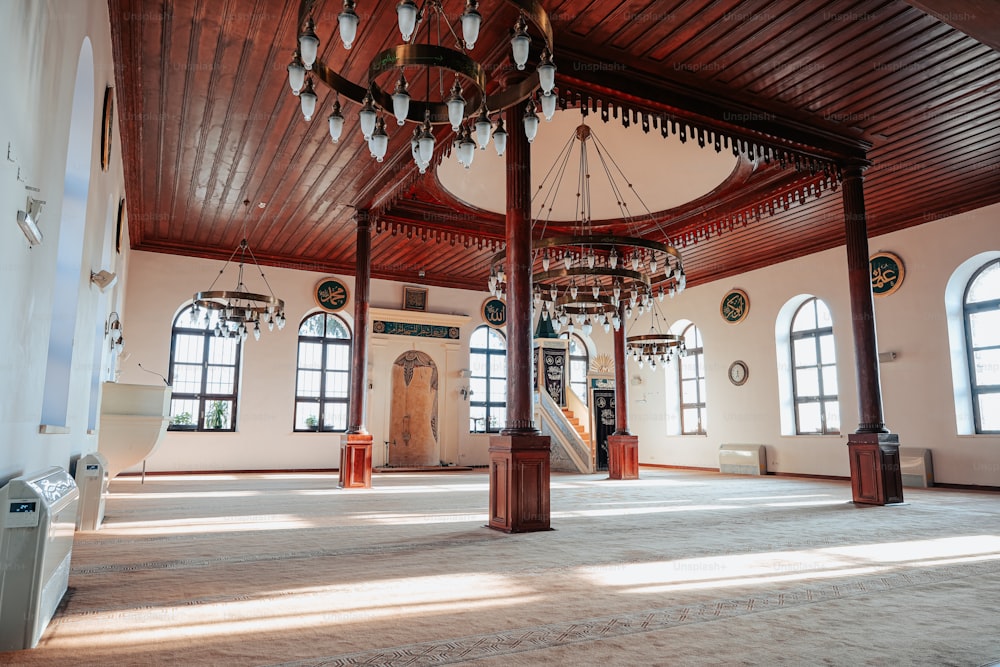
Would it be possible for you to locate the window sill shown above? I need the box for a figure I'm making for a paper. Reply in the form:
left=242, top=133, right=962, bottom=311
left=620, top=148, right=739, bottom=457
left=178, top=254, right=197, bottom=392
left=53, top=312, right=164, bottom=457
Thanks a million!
left=38, top=424, right=70, bottom=435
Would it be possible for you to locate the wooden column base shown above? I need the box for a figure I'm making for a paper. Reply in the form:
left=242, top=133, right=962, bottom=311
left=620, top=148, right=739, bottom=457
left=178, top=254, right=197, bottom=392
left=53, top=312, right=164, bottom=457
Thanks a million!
left=488, top=434, right=551, bottom=533
left=607, top=434, right=639, bottom=480
left=848, top=432, right=904, bottom=505
left=339, top=433, right=373, bottom=489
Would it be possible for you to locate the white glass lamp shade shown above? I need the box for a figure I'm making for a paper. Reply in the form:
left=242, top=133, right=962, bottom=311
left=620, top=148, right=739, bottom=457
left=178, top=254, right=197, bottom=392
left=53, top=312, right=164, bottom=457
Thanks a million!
left=418, top=129, right=435, bottom=165
left=474, top=107, right=492, bottom=150
left=338, top=1, right=359, bottom=49
left=612, top=314, right=621, bottom=330
left=397, top=0, right=418, bottom=42
left=458, top=130, right=476, bottom=169
left=359, top=94, right=377, bottom=140
left=511, top=17, right=530, bottom=71
left=538, top=49, right=557, bottom=94
left=540, top=91, right=557, bottom=121
left=492, top=118, right=507, bottom=156
left=583, top=320, right=593, bottom=336
left=523, top=100, right=539, bottom=143
left=299, top=78, right=317, bottom=121
left=391, top=74, right=410, bottom=126
left=371, top=118, right=389, bottom=162
left=287, top=52, right=305, bottom=95
left=328, top=101, right=344, bottom=142
left=461, top=1, right=482, bottom=49
left=299, top=18, right=320, bottom=69
left=445, top=81, right=466, bottom=131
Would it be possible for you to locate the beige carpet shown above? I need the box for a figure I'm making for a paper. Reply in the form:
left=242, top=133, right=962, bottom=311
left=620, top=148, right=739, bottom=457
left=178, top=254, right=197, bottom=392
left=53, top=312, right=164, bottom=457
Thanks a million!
left=2, top=469, right=999, bottom=666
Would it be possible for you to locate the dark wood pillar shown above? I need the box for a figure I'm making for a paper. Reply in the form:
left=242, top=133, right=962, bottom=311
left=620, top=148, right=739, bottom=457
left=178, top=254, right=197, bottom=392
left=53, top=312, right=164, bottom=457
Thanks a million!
left=489, top=101, right=550, bottom=533
left=608, top=301, right=638, bottom=479
left=842, top=165, right=903, bottom=505
left=340, top=210, right=373, bottom=489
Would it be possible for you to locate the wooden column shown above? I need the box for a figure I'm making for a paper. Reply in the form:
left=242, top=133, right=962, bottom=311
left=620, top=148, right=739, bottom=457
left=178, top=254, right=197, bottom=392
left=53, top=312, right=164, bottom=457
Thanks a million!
left=340, top=210, right=373, bottom=489
left=842, top=165, right=903, bottom=505
left=608, top=301, right=638, bottom=479
left=489, top=101, right=551, bottom=533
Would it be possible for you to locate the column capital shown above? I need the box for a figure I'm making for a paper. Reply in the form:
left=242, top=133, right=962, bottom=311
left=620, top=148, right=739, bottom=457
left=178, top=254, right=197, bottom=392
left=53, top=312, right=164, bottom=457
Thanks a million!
left=839, top=161, right=870, bottom=181
left=354, top=208, right=370, bottom=226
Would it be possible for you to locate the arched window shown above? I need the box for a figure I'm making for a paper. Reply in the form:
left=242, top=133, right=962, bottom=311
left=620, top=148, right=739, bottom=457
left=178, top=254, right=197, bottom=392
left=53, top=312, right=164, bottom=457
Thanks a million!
left=470, top=325, right=506, bottom=433
left=560, top=332, right=590, bottom=404
left=294, top=313, right=352, bottom=432
left=791, top=297, right=839, bottom=434
left=679, top=323, right=706, bottom=434
left=964, top=259, right=1000, bottom=433
left=167, top=305, right=241, bottom=431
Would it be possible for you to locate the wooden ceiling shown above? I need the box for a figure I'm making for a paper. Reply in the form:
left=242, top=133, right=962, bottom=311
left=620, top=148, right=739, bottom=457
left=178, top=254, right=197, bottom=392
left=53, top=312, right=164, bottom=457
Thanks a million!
left=109, top=0, right=1000, bottom=291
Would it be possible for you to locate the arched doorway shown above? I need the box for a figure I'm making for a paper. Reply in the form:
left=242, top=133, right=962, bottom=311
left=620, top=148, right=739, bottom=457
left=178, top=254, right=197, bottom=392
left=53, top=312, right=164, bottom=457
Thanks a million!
left=387, top=351, right=439, bottom=467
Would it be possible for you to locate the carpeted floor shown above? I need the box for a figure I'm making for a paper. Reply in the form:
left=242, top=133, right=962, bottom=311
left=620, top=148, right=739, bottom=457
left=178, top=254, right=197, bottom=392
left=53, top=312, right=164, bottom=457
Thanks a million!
left=2, top=468, right=999, bottom=666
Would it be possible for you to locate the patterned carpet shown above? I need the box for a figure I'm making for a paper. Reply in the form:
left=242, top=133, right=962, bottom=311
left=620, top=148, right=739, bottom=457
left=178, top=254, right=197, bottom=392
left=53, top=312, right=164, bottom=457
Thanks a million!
left=2, top=469, right=999, bottom=666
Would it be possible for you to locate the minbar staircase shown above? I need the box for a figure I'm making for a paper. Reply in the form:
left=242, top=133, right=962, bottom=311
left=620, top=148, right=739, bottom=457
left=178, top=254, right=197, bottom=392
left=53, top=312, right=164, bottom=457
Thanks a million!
left=561, top=407, right=590, bottom=447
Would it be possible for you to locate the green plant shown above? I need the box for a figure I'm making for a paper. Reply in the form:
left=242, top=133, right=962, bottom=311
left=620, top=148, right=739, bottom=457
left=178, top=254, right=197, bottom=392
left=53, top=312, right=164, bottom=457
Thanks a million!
left=305, top=414, right=318, bottom=429
left=170, top=411, right=192, bottom=426
left=206, top=401, right=229, bottom=430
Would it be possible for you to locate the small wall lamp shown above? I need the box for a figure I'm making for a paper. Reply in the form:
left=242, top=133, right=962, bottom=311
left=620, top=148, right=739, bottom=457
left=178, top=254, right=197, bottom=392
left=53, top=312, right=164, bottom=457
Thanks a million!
left=91, top=269, right=118, bottom=292
left=106, top=312, right=124, bottom=355
left=16, top=196, right=45, bottom=246
left=459, top=387, right=473, bottom=400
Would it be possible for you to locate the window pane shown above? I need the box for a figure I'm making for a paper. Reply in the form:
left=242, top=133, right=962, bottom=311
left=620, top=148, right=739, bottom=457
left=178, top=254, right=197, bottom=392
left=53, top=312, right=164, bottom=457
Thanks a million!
left=205, top=366, right=235, bottom=394
left=323, top=402, right=348, bottom=431
left=470, top=378, right=487, bottom=399
left=173, top=334, right=203, bottom=363
left=208, top=337, right=238, bottom=365
left=490, top=379, right=507, bottom=402
left=797, top=402, right=822, bottom=433
left=978, top=392, right=1000, bottom=431
left=815, top=299, right=833, bottom=328
left=487, top=329, right=506, bottom=350
left=470, top=352, right=487, bottom=376
left=967, top=261, right=1000, bottom=303
left=295, top=402, right=320, bottom=430
left=570, top=359, right=587, bottom=381
left=488, top=407, right=506, bottom=431
left=701, top=408, right=708, bottom=432
left=680, top=355, right=698, bottom=379
left=326, top=342, right=350, bottom=371
left=822, top=366, right=839, bottom=397
left=169, top=399, right=198, bottom=426
left=471, top=327, right=488, bottom=348
left=793, top=301, right=817, bottom=331
left=571, top=382, right=587, bottom=403
left=682, top=408, right=701, bottom=433
left=969, top=310, right=1000, bottom=349
left=973, top=349, right=1000, bottom=386
left=681, top=379, right=698, bottom=402
left=796, top=368, right=820, bottom=397
left=202, top=400, right=232, bottom=430
left=824, top=400, right=841, bottom=432
left=299, top=314, right=325, bottom=337
left=325, top=370, right=349, bottom=398
left=819, top=335, right=836, bottom=364
left=470, top=405, right=487, bottom=432
left=698, top=379, right=707, bottom=400
left=490, top=353, right=507, bottom=379
left=173, top=364, right=202, bottom=394
left=326, top=315, right=350, bottom=339
left=297, top=370, right=321, bottom=398
left=793, top=337, right=817, bottom=367
left=298, top=342, right=323, bottom=369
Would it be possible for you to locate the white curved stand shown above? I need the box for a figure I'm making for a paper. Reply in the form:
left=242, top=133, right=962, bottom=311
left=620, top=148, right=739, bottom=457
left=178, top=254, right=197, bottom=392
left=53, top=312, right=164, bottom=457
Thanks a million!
left=97, top=383, right=172, bottom=478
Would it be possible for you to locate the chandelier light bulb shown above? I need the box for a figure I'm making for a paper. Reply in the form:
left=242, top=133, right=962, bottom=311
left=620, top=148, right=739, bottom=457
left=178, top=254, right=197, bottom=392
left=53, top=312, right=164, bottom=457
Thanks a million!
left=458, top=126, right=476, bottom=169
left=631, top=254, right=640, bottom=271
left=553, top=319, right=562, bottom=333
left=613, top=283, right=621, bottom=300
left=328, top=99, right=344, bottom=143
left=537, top=47, right=557, bottom=95
left=511, top=15, right=530, bottom=70
left=540, top=91, right=557, bottom=121
left=299, top=77, right=317, bottom=121
left=391, top=73, right=411, bottom=126
left=338, top=0, right=359, bottom=49
left=397, top=0, right=419, bottom=42
left=592, top=285, right=600, bottom=299
left=609, top=248, right=619, bottom=269
left=542, top=251, right=550, bottom=271
left=603, top=318, right=611, bottom=333
left=253, top=323, right=261, bottom=341
left=612, top=314, right=621, bottom=330
left=570, top=282, right=578, bottom=299
left=287, top=51, right=305, bottom=95
left=583, top=319, right=593, bottom=335
left=474, top=106, right=492, bottom=150
left=446, top=80, right=466, bottom=131
left=371, top=117, right=389, bottom=162
left=461, top=0, right=482, bottom=50
left=359, top=92, right=377, bottom=140
left=563, top=251, right=572, bottom=270
left=299, top=17, right=320, bottom=70
left=587, top=250, right=595, bottom=269
left=523, top=98, right=539, bottom=142
left=550, top=285, right=558, bottom=300
left=492, top=117, right=508, bottom=156
left=650, top=257, right=658, bottom=272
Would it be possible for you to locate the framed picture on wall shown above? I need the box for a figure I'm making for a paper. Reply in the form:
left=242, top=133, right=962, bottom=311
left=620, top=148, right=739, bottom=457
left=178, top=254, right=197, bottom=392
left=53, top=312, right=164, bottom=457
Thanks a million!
left=403, top=286, right=427, bottom=311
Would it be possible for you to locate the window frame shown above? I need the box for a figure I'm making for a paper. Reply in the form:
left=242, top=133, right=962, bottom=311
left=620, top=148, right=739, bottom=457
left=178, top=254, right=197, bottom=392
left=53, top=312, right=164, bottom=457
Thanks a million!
left=560, top=332, right=590, bottom=405
left=964, top=259, right=1000, bottom=434
left=469, top=325, right=507, bottom=433
left=293, top=313, right=353, bottom=433
left=790, top=298, right=840, bottom=435
left=678, top=323, right=707, bottom=435
left=167, top=305, right=242, bottom=432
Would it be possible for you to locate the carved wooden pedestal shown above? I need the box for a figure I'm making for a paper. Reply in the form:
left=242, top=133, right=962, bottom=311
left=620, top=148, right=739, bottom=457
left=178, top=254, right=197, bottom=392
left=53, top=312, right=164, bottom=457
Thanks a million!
left=607, top=434, right=639, bottom=480
left=848, top=432, right=903, bottom=505
left=339, top=433, right=373, bottom=489
left=488, top=434, right=551, bottom=533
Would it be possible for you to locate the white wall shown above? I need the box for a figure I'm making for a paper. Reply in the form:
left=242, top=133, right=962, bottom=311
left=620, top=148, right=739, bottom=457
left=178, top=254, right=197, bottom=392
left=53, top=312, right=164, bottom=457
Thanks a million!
left=632, top=203, right=1000, bottom=487
left=0, top=0, right=128, bottom=483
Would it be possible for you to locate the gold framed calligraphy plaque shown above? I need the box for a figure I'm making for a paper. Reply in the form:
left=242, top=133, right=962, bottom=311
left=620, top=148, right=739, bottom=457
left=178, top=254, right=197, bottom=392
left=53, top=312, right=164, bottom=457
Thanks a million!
left=315, top=277, right=350, bottom=312
left=481, top=298, right=507, bottom=329
left=721, top=289, right=749, bottom=324
left=403, top=286, right=428, bottom=311
left=870, top=251, right=904, bottom=297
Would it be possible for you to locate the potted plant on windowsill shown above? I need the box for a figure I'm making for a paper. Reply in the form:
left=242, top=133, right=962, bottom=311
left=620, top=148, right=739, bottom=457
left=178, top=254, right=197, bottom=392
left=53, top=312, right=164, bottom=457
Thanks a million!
left=168, top=411, right=196, bottom=431
left=206, top=401, right=229, bottom=430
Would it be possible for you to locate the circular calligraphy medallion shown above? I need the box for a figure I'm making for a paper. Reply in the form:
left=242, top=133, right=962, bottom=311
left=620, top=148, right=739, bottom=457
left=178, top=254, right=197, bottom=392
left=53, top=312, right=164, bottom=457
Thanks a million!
left=315, top=277, right=350, bottom=312
left=721, top=289, right=749, bottom=324
left=481, top=297, right=507, bottom=329
left=870, top=252, right=904, bottom=297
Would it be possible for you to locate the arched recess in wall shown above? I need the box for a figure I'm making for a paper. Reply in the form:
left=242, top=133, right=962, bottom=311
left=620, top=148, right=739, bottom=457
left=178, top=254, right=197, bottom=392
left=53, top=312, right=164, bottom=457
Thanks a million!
left=945, top=251, right=1000, bottom=435
left=774, top=294, right=816, bottom=436
left=87, top=193, right=120, bottom=430
left=662, top=318, right=693, bottom=435
left=41, top=37, right=95, bottom=427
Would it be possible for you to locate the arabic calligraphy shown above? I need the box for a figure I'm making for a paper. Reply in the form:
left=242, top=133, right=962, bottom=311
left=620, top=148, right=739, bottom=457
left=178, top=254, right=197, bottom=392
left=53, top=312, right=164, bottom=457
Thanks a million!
left=871, top=265, right=896, bottom=289
left=315, top=278, right=349, bottom=312
left=373, top=320, right=459, bottom=339
left=870, top=253, right=904, bottom=296
left=482, top=298, right=507, bottom=328
left=721, top=289, right=749, bottom=324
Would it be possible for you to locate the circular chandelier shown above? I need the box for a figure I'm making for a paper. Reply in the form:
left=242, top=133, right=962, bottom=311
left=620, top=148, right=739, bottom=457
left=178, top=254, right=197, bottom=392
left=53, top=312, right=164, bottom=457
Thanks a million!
left=192, top=202, right=286, bottom=341
left=288, top=0, right=556, bottom=172
left=489, top=121, right=688, bottom=366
